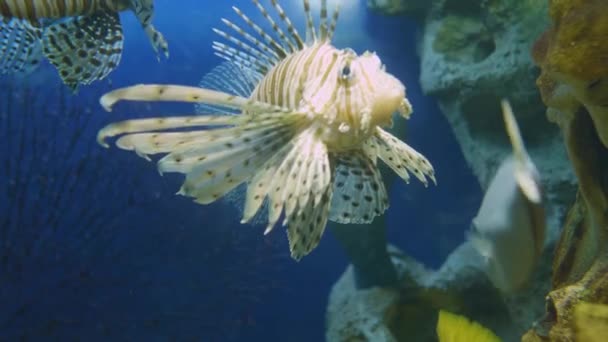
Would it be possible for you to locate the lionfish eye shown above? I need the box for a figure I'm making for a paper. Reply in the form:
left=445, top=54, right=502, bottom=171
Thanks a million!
left=340, top=65, right=352, bottom=80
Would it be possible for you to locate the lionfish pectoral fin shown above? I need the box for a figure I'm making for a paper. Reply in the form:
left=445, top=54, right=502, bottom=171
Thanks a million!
left=329, top=152, right=389, bottom=224
left=501, top=99, right=542, bottom=204
left=128, top=0, right=168, bottom=59
left=241, top=127, right=333, bottom=260
left=0, top=19, right=43, bottom=75
left=100, top=84, right=253, bottom=112
left=144, top=24, right=169, bottom=60
left=42, top=12, right=124, bottom=90
left=374, top=127, right=436, bottom=186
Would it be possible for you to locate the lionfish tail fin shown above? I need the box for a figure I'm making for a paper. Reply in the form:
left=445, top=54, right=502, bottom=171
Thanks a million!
left=373, top=127, right=436, bottom=186
left=241, top=127, right=334, bottom=261
left=0, top=19, right=43, bottom=75
left=42, top=12, right=124, bottom=90
left=329, top=152, right=389, bottom=224
left=501, top=99, right=542, bottom=204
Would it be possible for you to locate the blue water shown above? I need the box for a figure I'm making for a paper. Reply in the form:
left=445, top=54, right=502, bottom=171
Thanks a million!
left=0, top=1, right=481, bottom=340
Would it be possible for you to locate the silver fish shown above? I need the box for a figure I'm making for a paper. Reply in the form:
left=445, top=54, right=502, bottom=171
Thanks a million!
left=468, top=100, right=546, bottom=293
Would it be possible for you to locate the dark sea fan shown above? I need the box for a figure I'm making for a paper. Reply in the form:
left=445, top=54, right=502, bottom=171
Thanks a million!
left=0, top=81, right=284, bottom=340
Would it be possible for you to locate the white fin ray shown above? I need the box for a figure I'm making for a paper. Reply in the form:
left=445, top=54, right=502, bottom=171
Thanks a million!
left=168, top=124, right=294, bottom=183
left=303, top=0, right=317, bottom=43
left=242, top=142, right=293, bottom=224
left=180, top=132, right=291, bottom=204
left=269, top=0, right=304, bottom=49
left=374, top=127, right=436, bottom=186
left=329, top=152, right=389, bottom=224
left=232, top=1, right=289, bottom=60
left=114, top=119, right=285, bottom=156
left=501, top=99, right=542, bottom=204
left=221, top=15, right=280, bottom=62
left=287, top=185, right=332, bottom=261
left=283, top=132, right=316, bottom=218
left=252, top=0, right=298, bottom=53
left=100, top=84, right=287, bottom=114
left=116, top=123, right=280, bottom=158
left=159, top=118, right=288, bottom=157
left=196, top=61, right=263, bottom=116
left=98, top=110, right=294, bottom=149
left=263, top=128, right=331, bottom=235
left=265, top=134, right=307, bottom=232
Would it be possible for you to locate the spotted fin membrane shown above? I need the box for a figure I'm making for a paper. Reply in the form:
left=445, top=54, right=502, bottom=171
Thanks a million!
left=0, top=18, right=43, bottom=74
left=329, top=151, right=389, bottom=224
left=42, top=11, right=123, bottom=91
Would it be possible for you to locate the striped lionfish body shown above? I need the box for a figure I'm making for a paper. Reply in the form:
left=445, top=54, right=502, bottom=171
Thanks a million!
left=0, top=0, right=168, bottom=90
left=96, top=0, right=436, bottom=260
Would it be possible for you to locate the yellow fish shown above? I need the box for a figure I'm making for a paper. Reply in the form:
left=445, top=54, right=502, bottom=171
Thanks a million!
left=575, top=302, right=608, bottom=342
left=436, top=310, right=501, bottom=342
left=96, top=0, right=436, bottom=260
left=467, top=100, right=546, bottom=293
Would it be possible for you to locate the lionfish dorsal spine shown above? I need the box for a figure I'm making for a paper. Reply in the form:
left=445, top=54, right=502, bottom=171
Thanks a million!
left=212, top=41, right=269, bottom=73
left=319, top=0, right=328, bottom=40
left=269, top=0, right=305, bottom=49
left=220, top=16, right=282, bottom=63
left=303, top=0, right=317, bottom=43
left=251, top=0, right=298, bottom=54
left=327, top=1, right=340, bottom=40
left=212, top=27, right=277, bottom=67
left=231, top=6, right=288, bottom=59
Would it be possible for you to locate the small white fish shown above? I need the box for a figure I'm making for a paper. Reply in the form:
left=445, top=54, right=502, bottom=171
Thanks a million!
left=468, top=100, right=546, bottom=293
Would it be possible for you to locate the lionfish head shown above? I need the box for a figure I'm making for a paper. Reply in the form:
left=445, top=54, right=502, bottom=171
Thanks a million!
left=307, top=48, right=409, bottom=136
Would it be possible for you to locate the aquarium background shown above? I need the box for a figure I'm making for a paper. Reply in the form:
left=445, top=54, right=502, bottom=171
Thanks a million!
left=0, top=0, right=481, bottom=340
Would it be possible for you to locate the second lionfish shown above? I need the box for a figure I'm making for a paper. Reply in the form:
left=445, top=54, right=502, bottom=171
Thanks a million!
left=0, top=0, right=168, bottom=90
left=96, top=0, right=436, bottom=260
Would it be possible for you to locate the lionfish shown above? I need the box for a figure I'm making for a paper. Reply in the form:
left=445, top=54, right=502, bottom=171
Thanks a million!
left=97, top=0, right=436, bottom=260
left=0, top=0, right=168, bottom=90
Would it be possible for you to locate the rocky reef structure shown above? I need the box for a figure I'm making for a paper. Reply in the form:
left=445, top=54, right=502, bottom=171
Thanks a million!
left=522, top=1, right=608, bottom=341
left=326, top=0, right=584, bottom=340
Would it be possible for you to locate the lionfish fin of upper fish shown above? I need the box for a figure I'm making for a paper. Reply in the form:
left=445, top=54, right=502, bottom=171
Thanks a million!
left=196, top=61, right=263, bottom=115
left=0, top=19, right=43, bottom=74
left=128, top=0, right=169, bottom=59
left=211, top=0, right=340, bottom=76
left=240, top=127, right=333, bottom=260
left=373, top=127, right=436, bottom=186
left=436, top=310, right=502, bottom=342
left=329, top=151, right=389, bottom=224
left=42, top=12, right=124, bottom=91
left=501, top=99, right=542, bottom=204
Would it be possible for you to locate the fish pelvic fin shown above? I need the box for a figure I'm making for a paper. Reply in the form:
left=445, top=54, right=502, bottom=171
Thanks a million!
left=42, top=12, right=124, bottom=91
left=242, top=126, right=333, bottom=261
left=129, top=0, right=168, bottom=59
left=329, top=151, right=389, bottom=224
left=0, top=19, right=43, bottom=75
left=436, top=310, right=502, bottom=342
left=501, top=99, right=542, bottom=204
left=373, top=127, right=436, bottom=186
